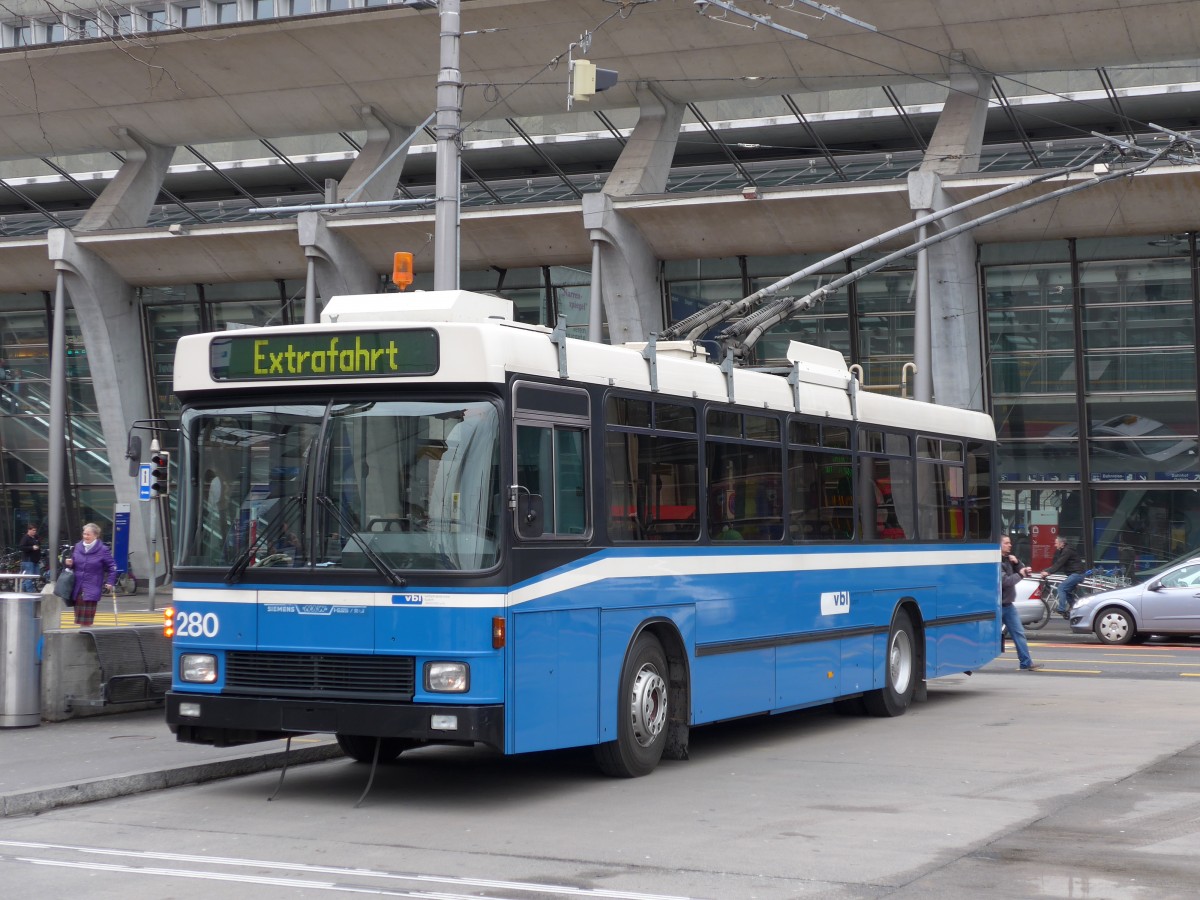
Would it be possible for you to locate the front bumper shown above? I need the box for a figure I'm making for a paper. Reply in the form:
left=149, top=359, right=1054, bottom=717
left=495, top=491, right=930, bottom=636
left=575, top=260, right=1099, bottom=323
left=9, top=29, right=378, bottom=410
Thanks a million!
left=166, top=692, right=504, bottom=751
left=1067, top=610, right=1093, bottom=633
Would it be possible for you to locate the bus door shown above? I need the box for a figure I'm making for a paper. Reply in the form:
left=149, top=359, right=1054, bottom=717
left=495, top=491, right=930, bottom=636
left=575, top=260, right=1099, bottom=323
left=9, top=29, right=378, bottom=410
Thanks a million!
left=510, top=382, right=592, bottom=545
left=508, top=381, right=599, bottom=753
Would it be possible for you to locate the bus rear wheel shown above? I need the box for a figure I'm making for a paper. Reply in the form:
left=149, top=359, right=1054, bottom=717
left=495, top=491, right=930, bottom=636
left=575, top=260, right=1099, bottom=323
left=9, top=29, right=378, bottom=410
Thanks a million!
left=336, top=734, right=419, bottom=764
left=863, top=609, right=917, bottom=718
left=594, top=632, right=669, bottom=778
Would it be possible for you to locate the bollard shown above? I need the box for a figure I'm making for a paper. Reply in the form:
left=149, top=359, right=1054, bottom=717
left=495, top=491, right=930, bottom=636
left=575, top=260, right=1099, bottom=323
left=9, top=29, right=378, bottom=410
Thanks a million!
left=0, top=592, right=42, bottom=727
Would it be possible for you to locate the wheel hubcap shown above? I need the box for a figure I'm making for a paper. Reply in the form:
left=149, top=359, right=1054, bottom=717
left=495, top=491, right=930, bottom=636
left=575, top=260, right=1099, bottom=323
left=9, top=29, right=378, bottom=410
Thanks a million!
left=629, top=664, right=667, bottom=748
left=1098, top=613, right=1128, bottom=642
left=889, top=629, right=913, bottom=694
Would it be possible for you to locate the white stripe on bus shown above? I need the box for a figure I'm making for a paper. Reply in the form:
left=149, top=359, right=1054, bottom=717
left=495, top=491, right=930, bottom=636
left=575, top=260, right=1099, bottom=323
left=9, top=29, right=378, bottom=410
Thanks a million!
left=173, top=547, right=995, bottom=610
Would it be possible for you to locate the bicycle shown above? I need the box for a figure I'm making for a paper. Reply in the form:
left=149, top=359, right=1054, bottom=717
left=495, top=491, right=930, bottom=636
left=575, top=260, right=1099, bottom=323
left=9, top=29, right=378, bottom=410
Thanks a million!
left=1030, top=568, right=1131, bottom=627
left=1025, top=577, right=1062, bottom=630
left=113, top=552, right=140, bottom=596
left=0, top=547, right=20, bottom=573
left=1, top=546, right=40, bottom=592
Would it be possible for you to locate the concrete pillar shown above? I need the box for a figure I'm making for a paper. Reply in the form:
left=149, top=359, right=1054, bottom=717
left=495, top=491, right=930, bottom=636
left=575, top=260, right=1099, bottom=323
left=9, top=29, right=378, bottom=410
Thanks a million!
left=76, top=128, right=175, bottom=231
left=46, top=229, right=156, bottom=580
left=907, top=172, right=985, bottom=411
left=921, top=57, right=991, bottom=177
left=579, top=84, right=682, bottom=341
left=582, top=193, right=662, bottom=343
left=297, top=212, right=379, bottom=309
left=338, top=105, right=418, bottom=204
left=903, top=60, right=992, bottom=409
left=604, top=83, right=686, bottom=197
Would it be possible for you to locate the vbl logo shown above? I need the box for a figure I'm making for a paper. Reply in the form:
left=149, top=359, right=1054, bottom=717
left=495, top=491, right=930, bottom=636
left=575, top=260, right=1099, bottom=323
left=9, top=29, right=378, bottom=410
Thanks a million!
left=820, top=590, right=851, bottom=616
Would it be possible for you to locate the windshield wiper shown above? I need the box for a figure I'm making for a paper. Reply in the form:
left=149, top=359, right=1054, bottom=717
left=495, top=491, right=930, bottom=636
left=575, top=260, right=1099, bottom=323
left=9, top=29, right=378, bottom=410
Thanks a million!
left=316, top=494, right=407, bottom=588
left=225, top=494, right=305, bottom=584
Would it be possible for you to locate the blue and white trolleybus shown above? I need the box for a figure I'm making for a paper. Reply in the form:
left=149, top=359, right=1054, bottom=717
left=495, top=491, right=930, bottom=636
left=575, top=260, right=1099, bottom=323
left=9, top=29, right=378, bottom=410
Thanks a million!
left=165, top=288, right=1000, bottom=777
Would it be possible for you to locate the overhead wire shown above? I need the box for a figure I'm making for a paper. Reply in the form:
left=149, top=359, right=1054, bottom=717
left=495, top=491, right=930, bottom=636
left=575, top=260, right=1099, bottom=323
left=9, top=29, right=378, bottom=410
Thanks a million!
left=736, top=0, right=1195, bottom=146
left=456, top=0, right=1198, bottom=186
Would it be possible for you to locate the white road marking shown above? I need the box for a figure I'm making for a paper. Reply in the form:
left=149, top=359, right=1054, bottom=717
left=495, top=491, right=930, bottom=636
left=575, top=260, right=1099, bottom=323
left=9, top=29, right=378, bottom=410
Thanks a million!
left=0, top=839, right=698, bottom=900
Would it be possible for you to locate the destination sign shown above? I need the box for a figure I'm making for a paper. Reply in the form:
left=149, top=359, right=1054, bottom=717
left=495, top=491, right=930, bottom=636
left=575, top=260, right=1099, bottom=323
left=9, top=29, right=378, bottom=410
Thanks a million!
left=210, top=329, right=438, bottom=381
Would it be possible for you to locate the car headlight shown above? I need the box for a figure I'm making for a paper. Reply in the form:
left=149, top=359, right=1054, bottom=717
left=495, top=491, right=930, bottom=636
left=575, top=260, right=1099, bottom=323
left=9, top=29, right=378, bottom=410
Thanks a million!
left=180, top=653, right=218, bottom=683
left=425, top=661, right=469, bottom=692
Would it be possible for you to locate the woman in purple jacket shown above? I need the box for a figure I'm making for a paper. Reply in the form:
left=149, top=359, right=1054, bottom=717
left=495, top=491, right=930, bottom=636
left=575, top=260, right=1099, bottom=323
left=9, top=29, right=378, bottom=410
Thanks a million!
left=63, top=522, right=116, bottom=627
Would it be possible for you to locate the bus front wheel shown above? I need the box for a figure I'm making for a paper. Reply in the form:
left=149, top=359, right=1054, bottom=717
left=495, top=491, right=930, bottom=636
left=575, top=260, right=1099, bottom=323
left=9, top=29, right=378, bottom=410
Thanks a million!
left=863, top=609, right=917, bottom=718
left=336, top=734, right=418, bottom=764
left=594, top=632, right=669, bottom=778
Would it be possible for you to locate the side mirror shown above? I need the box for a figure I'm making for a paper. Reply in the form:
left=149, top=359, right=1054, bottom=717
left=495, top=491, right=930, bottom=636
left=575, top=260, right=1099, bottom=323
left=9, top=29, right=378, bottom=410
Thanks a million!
left=126, top=434, right=142, bottom=478
left=516, top=494, right=544, bottom=539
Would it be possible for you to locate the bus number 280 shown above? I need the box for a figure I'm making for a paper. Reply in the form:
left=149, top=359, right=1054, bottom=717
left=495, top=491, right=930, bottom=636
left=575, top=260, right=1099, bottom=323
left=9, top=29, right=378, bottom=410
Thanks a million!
left=175, top=611, right=220, bottom=638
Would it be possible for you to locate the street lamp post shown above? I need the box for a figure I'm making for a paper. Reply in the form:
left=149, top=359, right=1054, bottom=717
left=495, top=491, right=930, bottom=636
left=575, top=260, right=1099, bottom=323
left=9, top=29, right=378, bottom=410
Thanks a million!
left=434, top=0, right=462, bottom=290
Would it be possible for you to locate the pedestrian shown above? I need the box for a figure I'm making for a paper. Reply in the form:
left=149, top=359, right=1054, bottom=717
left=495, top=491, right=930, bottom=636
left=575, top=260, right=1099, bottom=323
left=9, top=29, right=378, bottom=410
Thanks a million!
left=1038, top=536, right=1086, bottom=617
left=18, top=523, right=40, bottom=592
left=63, top=522, right=116, bottom=627
left=1001, top=535, right=1042, bottom=671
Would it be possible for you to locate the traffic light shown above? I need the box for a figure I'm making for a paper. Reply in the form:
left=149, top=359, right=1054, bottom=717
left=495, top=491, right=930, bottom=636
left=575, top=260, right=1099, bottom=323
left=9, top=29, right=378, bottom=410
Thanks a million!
left=149, top=449, right=170, bottom=498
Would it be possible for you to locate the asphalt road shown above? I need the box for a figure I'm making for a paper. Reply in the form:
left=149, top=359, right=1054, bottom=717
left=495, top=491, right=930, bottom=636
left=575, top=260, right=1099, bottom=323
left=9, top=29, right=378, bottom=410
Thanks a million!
left=1014, top=618, right=1200, bottom=681
left=1, top=652, right=1197, bottom=899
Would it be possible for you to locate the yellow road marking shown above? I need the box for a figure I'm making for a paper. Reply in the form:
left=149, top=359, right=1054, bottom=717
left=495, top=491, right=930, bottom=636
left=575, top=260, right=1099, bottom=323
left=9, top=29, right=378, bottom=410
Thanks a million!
left=1034, top=641, right=1200, bottom=653
left=1004, top=651, right=1200, bottom=669
left=58, top=614, right=162, bottom=628
left=1053, top=659, right=1200, bottom=668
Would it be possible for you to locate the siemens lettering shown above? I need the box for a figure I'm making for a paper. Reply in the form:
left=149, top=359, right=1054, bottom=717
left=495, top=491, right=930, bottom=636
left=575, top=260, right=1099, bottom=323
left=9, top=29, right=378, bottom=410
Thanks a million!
left=254, top=336, right=399, bottom=376
left=210, top=328, right=438, bottom=381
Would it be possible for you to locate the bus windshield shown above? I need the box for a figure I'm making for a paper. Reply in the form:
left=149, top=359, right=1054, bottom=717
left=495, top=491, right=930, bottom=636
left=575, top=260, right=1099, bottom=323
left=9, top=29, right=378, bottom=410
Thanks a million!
left=178, top=399, right=502, bottom=573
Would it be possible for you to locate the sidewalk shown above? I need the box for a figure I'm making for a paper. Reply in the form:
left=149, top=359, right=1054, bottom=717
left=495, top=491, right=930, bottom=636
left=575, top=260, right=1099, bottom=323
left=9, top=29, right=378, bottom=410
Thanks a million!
left=0, top=708, right=342, bottom=818
left=1, top=583, right=343, bottom=818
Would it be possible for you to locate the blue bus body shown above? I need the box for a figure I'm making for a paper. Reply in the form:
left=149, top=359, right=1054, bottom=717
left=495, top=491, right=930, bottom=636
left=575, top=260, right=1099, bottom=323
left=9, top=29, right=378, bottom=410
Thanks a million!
left=165, top=290, right=1000, bottom=776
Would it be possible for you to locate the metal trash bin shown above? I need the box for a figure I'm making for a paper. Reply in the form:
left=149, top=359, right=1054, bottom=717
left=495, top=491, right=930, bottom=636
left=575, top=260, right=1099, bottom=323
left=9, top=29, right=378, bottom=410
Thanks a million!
left=0, top=592, right=42, bottom=727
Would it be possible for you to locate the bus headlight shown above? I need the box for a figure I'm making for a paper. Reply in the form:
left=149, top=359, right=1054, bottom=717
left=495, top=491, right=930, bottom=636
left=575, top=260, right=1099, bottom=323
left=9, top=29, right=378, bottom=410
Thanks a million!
left=425, top=661, right=469, bottom=692
left=180, top=653, right=218, bottom=683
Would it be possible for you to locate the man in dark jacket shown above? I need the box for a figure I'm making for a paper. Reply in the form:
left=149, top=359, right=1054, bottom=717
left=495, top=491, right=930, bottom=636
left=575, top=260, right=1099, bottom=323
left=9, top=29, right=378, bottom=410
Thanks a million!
left=1040, top=536, right=1086, bottom=617
left=1001, top=536, right=1041, bottom=671
left=18, top=524, right=40, bottom=592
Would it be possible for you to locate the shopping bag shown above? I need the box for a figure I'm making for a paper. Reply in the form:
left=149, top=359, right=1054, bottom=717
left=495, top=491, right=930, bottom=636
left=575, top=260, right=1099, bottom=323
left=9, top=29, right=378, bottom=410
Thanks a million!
left=54, top=568, right=75, bottom=605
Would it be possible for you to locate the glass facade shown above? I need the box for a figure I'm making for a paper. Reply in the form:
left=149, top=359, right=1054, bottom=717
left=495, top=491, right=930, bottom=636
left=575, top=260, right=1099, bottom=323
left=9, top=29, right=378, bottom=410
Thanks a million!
left=0, top=283, right=301, bottom=551
left=664, top=254, right=915, bottom=394
left=982, top=235, right=1200, bottom=574
left=3, top=236, right=1197, bottom=576
left=660, top=234, right=1200, bottom=574
left=0, top=291, right=117, bottom=547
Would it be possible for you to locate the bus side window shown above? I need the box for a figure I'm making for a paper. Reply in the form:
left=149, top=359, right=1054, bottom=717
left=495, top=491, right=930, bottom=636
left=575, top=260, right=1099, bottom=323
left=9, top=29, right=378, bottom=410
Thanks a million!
left=515, top=422, right=590, bottom=538
left=857, top=450, right=915, bottom=541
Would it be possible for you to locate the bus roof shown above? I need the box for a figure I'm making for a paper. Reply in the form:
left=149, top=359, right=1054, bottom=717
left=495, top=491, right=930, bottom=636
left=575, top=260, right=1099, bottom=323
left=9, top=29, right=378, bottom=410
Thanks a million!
left=173, top=289, right=995, bottom=441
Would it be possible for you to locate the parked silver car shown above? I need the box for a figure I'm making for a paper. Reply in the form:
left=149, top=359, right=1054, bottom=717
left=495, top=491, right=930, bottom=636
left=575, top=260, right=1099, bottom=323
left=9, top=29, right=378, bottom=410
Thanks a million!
left=1069, top=556, right=1200, bottom=644
left=1009, top=577, right=1051, bottom=630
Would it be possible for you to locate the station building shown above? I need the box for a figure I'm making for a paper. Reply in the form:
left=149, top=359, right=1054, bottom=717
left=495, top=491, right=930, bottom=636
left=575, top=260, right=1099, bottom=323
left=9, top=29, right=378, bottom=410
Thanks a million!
left=1, top=0, right=1199, bottom=576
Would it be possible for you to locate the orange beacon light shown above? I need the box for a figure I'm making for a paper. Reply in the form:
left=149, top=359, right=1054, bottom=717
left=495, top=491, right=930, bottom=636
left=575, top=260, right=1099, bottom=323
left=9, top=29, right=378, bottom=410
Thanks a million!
left=392, top=252, right=414, bottom=291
